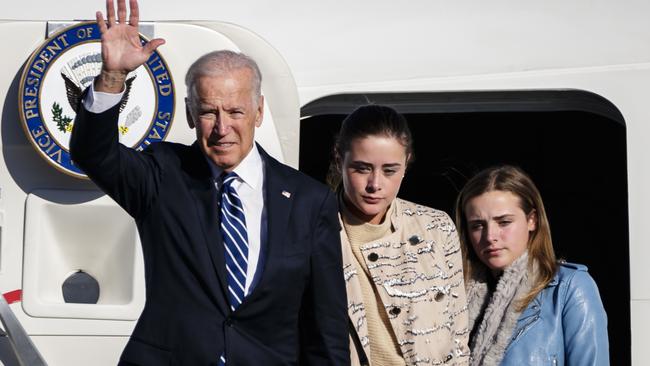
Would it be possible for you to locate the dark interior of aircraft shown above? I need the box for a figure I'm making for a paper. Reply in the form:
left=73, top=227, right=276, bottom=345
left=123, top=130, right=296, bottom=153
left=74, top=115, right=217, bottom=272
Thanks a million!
left=299, top=90, right=629, bottom=365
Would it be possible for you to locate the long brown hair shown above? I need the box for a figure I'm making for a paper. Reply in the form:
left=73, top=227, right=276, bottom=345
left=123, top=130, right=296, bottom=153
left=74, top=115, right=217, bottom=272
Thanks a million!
left=454, top=165, right=557, bottom=310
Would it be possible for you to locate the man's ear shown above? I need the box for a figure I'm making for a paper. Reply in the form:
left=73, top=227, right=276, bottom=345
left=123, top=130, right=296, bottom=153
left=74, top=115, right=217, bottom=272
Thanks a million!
left=255, top=95, right=264, bottom=128
left=185, top=98, right=195, bottom=129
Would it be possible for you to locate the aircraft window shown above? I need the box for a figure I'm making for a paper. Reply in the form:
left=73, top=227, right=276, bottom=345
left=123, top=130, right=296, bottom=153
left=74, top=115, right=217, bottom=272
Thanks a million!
left=299, top=90, right=628, bottom=365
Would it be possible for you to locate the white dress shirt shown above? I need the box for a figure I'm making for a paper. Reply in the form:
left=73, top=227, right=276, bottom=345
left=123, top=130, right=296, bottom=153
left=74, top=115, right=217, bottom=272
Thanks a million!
left=205, top=145, right=266, bottom=296
left=83, top=82, right=124, bottom=113
left=84, top=84, right=266, bottom=296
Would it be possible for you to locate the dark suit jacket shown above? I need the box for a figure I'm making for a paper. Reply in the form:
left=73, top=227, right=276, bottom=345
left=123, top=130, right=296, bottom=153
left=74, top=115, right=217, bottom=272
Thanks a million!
left=70, top=103, right=349, bottom=365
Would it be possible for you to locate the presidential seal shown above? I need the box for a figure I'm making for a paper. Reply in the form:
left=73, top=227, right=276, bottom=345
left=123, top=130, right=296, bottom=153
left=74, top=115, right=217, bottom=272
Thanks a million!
left=19, top=21, right=175, bottom=178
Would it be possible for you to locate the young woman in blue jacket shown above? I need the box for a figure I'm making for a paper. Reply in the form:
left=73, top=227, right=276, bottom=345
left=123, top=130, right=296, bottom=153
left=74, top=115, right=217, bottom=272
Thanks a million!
left=455, top=165, right=609, bottom=365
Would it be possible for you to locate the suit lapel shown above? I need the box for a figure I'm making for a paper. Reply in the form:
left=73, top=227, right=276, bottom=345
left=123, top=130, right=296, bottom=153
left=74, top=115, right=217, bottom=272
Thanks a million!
left=240, top=145, right=295, bottom=306
left=186, top=143, right=295, bottom=310
left=184, top=143, right=229, bottom=310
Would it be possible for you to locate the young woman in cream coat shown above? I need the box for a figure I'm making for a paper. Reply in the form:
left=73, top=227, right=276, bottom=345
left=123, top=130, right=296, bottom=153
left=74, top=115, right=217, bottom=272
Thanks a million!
left=330, top=105, right=469, bottom=365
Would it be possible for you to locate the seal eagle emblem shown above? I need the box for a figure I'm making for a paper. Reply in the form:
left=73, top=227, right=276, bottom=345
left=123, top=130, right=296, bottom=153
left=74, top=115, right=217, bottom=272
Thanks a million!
left=19, top=21, right=175, bottom=178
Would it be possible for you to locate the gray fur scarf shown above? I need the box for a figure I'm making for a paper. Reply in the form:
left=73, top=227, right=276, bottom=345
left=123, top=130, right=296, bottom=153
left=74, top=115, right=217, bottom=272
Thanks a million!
left=466, top=252, right=536, bottom=366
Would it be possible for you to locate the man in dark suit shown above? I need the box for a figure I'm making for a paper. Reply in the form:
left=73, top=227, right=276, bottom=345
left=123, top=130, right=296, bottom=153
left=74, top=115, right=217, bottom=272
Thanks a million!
left=69, top=0, right=349, bottom=364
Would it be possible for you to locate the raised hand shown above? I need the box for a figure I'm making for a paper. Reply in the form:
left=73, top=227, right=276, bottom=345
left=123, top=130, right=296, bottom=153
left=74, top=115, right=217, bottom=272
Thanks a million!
left=95, top=0, right=165, bottom=93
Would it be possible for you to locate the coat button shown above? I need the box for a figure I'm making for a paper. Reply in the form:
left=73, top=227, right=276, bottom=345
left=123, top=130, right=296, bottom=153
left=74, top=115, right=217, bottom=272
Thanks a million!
left=434, top=292, right=445, bottom=302
left=367, top=253, right=379, bottom=262
left=408, top=235, right=421, bottom=245
left=389, top=307, right=401, bottom=316
left=225, top=318, right=233, bottom=327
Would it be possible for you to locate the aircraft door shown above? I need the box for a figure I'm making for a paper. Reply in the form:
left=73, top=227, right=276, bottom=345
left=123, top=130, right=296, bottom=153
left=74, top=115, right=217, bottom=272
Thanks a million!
left=0, top=20, right=298, bottom=366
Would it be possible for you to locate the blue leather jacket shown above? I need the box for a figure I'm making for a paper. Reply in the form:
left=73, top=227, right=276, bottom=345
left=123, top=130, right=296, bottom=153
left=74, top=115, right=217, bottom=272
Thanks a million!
left=501, top=262, right=609, bottom=365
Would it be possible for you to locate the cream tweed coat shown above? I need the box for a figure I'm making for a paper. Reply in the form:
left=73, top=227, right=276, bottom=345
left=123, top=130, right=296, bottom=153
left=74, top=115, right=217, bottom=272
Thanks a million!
left=341, top=198, right=470, bottom=365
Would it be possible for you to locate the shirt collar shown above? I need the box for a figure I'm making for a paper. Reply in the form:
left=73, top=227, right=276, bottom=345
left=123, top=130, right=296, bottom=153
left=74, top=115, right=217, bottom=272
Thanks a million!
left=204, top=143, right=263, bottom=190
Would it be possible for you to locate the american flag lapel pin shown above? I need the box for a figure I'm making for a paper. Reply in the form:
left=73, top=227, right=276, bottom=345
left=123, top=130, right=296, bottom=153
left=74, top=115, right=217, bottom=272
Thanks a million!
left=282, top=190, right=291, bottom=198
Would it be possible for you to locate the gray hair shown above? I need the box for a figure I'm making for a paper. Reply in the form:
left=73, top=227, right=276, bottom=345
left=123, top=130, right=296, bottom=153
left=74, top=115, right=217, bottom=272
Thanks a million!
left=185, top=50, right=262, bottom=109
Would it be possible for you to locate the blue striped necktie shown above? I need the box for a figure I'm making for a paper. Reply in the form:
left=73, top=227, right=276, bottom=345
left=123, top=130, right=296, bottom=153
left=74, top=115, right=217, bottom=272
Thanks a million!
left=220, top=171, right=249, bottom=309
left=218, top=172, right=248, bottom=365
